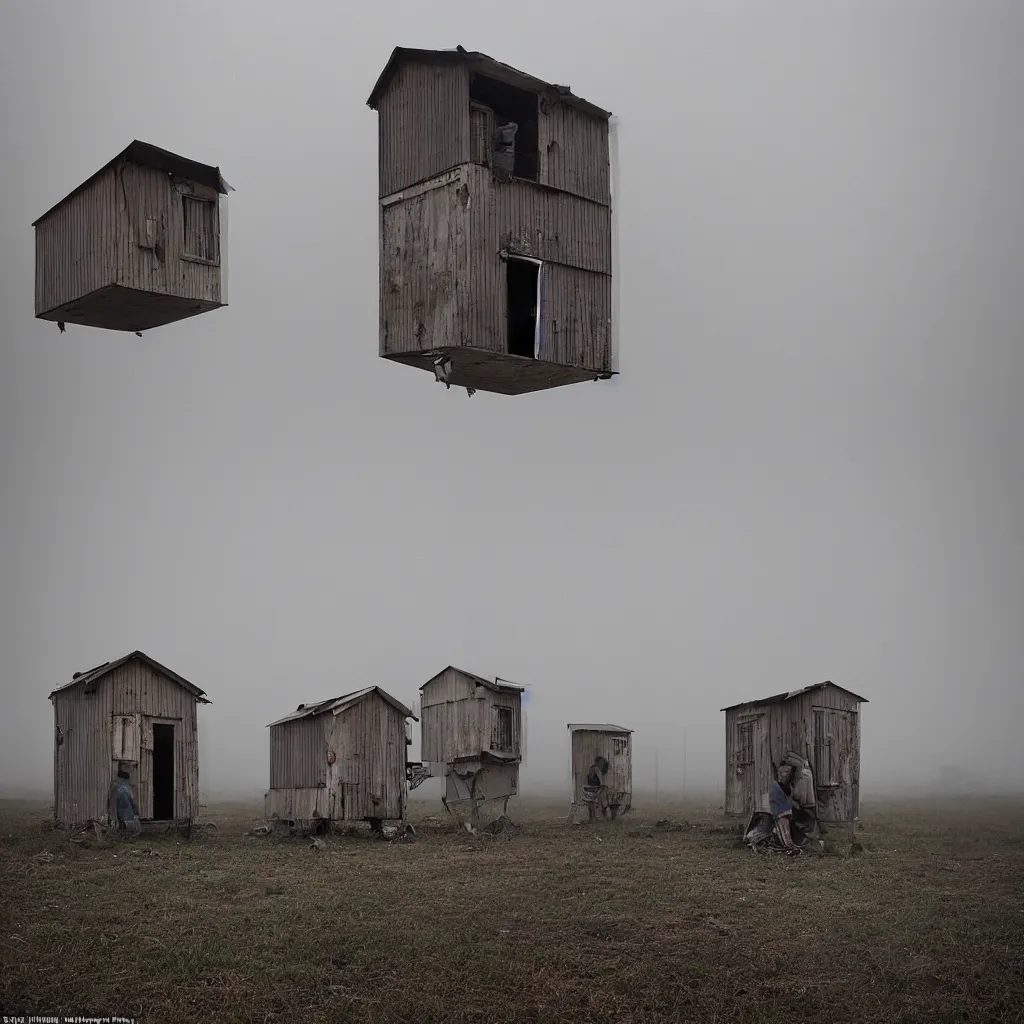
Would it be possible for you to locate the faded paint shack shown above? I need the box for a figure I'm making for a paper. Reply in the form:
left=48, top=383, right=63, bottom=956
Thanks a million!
left=33, top=141, right=230, bottom=333
left=265, top=687, right=417, bottom=826
left=568, top=724, right=633, bottom=815
left=49, top=651, right=210, bottom=827
left=368, top=47, right=615, bottom=396
left=722, top=682, right=867, bottom=824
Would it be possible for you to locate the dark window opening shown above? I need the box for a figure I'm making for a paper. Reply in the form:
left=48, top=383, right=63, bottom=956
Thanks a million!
left=152, top=723, right=175, bottom=820
left=469, top=74, right=539, bottom=181
left=182, top=195, right=218, bottom=263
left=470, top=103, right=493, bottom=167
left=737, top=722, right=754, bottom=767
left=507, top=257, right=539, bottom=359
left=492, top=706, right=514, bottom=752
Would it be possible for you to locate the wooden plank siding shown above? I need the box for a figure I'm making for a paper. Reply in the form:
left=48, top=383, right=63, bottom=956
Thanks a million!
left=52, top=659, right=201, bottom=826
left=265, top=692, right=410, bottom=823
left=723, top=684, right=863, bottom=823
left=376, top=61, right=469, bottom=197
left=269, top=716, right=328, bottom=789
left=538, top=101, right=611, bottom=205
left=569, top=729, right=632, bottom=811
left=35, top=162, right=222, bottom=321
left=420, top=668, right=522, bottom=764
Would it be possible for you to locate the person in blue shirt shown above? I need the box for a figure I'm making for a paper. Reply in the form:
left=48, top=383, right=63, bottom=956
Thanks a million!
left=109, top=768, right=141, bottom=837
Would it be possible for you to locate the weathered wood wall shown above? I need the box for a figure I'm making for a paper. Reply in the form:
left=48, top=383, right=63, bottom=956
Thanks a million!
left=35, top=162, right=222, bottom=317
left=379, top=164, right=612, bottom=373
left=420, top=668, right=522, bottom=764
left=569, top=730, right=632, bottom=810
left=538, top=100, right=610, bottom=205
left=724, top=684, right=862, bottom=822
left=266, top=692, right=409, bottom=823
left=52, top=659, right=201, bottom=825
left=376, top=61, right=469, bottom=197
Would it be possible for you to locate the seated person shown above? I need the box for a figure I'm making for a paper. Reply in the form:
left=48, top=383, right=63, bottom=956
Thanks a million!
left=582, top=756, right=610, bottom=820
left=768, top=763, right=803, bottom=851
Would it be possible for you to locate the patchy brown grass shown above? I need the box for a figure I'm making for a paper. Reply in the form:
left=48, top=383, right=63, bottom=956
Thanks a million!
left=1, top=794, right=1023, bottom=1023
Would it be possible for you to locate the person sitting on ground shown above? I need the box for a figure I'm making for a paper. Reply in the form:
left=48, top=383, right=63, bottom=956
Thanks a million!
left=582, top=756, right=610, bottom=821
left=768, top=763, right=803, bottom=853
left=108, top=768, right=141, bottom=837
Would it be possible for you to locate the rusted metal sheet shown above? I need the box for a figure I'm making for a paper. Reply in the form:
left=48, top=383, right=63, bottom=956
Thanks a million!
left=375, top=60, right=469, bottom=196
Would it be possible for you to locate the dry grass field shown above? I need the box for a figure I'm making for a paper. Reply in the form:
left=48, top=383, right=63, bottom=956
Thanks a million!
left=2, top=793, right=1023, bottom=1023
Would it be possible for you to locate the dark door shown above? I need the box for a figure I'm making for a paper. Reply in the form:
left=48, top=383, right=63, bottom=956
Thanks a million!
left=152, top=723, right=175, bottom=821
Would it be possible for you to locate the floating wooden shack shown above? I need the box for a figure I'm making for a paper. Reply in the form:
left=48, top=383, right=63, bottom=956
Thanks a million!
left=48, top=650, right=210, bottom=827
left=567, top=723, right=633, bottom=820
left=33, top=140, right=231, bottom=335
left=722, top=681, right=868, bottom=825
left=367, top=46, right=618, bottom=396
left=413, top=665, right=524, bottom=822
left=265, top=686, right=417, bottom=831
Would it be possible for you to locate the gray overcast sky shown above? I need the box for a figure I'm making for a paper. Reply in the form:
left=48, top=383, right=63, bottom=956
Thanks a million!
left=1, top=0, right=1022, bottom=799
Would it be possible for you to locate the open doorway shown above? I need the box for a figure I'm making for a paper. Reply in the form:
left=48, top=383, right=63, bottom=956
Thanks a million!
left=152, top=723, right=175, bottom=820
left=506, top=257, right=540, bottom=359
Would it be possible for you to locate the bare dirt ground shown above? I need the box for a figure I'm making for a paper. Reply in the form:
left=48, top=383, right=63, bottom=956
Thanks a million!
left=1, top=794, right=1023, bottom=1023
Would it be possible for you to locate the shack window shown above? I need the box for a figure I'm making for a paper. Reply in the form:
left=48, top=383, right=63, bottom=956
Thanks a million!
left=814, top=709, right=835, bottom=786
left=611, top=735, right=628, bottom=756
left=111, top=714, right=140, bottom=762
left=470, top=103, right=493, bottom=167
left=469, top=74, right=538, bottom=181
left=737, top=722, right=754, bottom=767
left=492, top=706, right=514, bottom=752
left=182, top=195, right=218, bottom=264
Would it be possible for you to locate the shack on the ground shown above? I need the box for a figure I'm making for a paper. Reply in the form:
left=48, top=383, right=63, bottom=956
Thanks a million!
left=33, top=140, right=231, bottom=335
left=414, top=665, right=525, bottom=822
left=265, top=686, right=417, bottom=832
left=49, top=650, right=210, bottom=827
left=722, top=681, right=868, bottom=824
left=567, top=723, right=632, bottom=820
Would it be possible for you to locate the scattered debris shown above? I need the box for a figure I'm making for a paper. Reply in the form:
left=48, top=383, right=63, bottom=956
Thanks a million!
left=31, top=851, right=55, bottom=863
left=249, top=823, right=273, bottom=836
left=310, top=836, right=326, bottom=851
left=482, top=815, right=520, bottom=836
left=654, top=819, right=687, bottom=832
left=380, top=823, right=417, bottom=843
left=128, top=847, right=160, bottom=857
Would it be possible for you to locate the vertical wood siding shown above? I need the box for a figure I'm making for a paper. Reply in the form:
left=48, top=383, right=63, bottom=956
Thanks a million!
left=35, top=167, right=119, bottom=315
left=570, top=730, right=632, bottom=810
left=52, top=658, right=203, bottom=825
left=35, top=162, right=221, bottom=318
left=269, top=717, right=328, bottom=789
left=376, top=62, right=469, bottom=197
left=538, top=102, right=610, bottom=205
left=380, top=176, right=469, bottom=357
left=723, top=684, right=862, bottom=822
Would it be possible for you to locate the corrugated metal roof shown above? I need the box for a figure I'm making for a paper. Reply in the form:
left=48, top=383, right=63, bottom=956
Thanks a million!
left=720, top=681, right=869, bottom=713
left=266, top=685, right=417, bottom=727
left=567, top=723, right=633, bottom=734
left=420, top=665, right=525, bottom=694
left=366, top=46, right=611, bottom=121
left=32, top=140, right=233, bottom=227
left=47, top=650, right=211, bottom=703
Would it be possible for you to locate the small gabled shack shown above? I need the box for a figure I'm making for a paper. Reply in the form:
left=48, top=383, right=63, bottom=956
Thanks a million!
left=722, top=681, right=868, bottom=824
left=49, top=650, right=210, bottom=827
left=265, top=686, right=417, bottom=830
left=568, top=723, right=633, bottom=819
left=33, top=140, right=232, bottom=335
left=417, top=665, right=525, bottom=821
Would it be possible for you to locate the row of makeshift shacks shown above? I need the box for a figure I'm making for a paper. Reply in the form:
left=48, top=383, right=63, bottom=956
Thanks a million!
left=48, top=650, right=867, bottom=830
